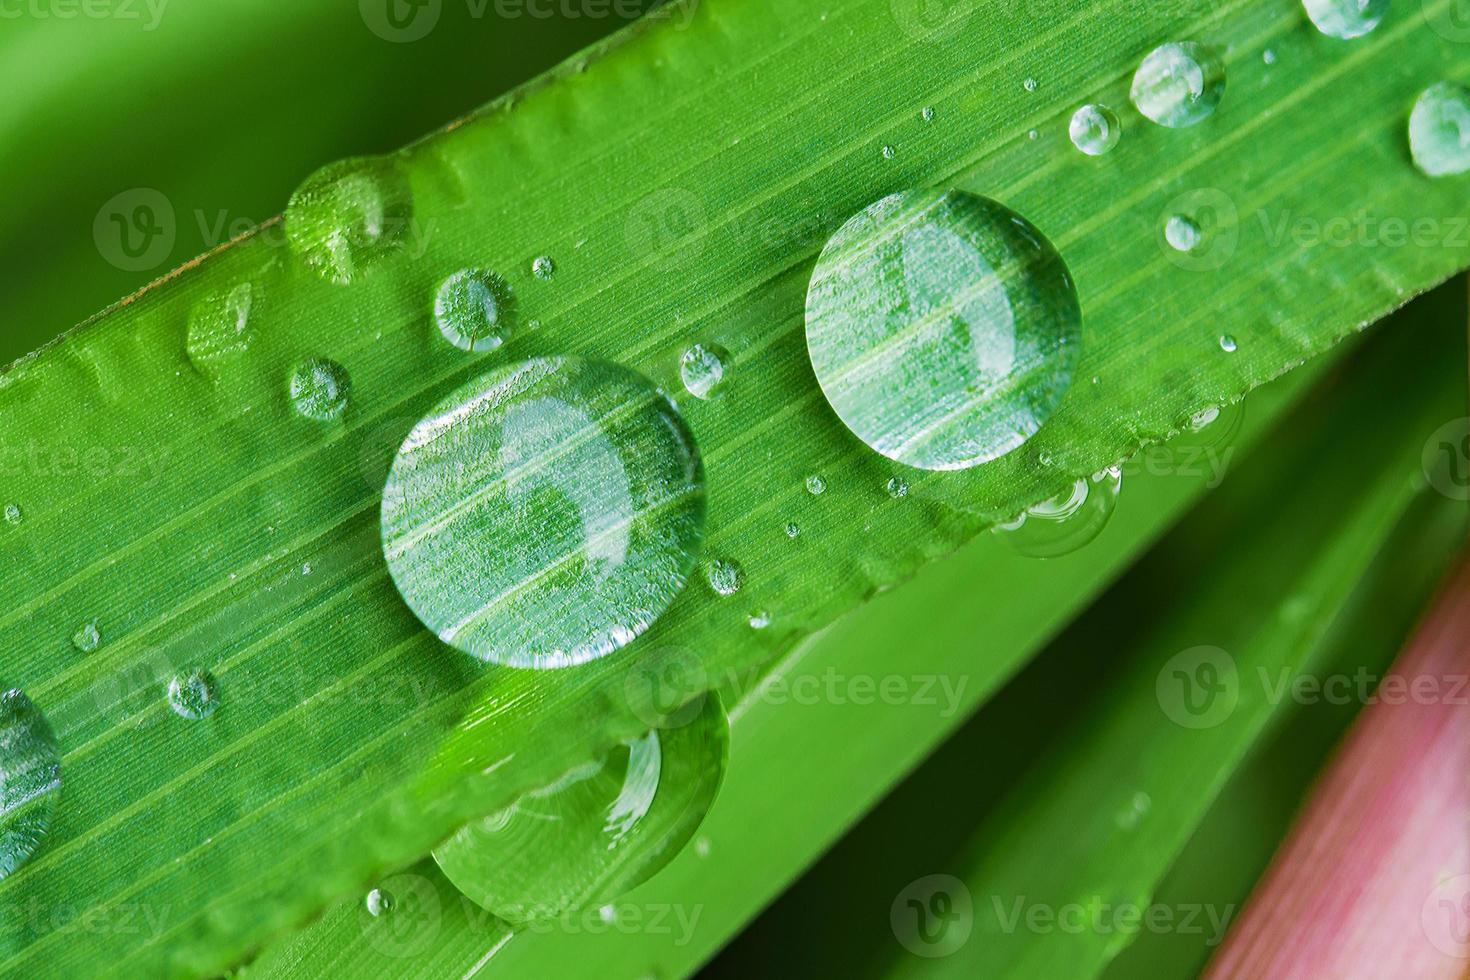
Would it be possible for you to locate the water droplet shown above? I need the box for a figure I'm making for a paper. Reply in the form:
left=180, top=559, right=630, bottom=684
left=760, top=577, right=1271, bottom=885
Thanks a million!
left=1219, top=334, right=1238, bottom=353
left=435, top=269, right=513, bottom=353
left=289, top=358, right=351, bottom=421
left=72, top=621, right=101, bottom=654
left=993, top=467, right=1121, bottom=558
left=186, top=282, right=254, bottom=370
left=1023, top=77, right=1038, bottom=92
left=167, top=669, right=220, bottom=720
left=804, top=474, right=827, bottom=495
left=0, top=690, right=61, bottom=880
left=433, top=695, right=728, bottom=922
left=886, top=476, right=910, bottom=499
left=679, top=343, right=729, bottom=400
left=1027, top=129, right=1039, bottom=141
left=531, top=255, right=556, bottom=280
left=881, top=145, right=896, bottom=160
left=785, top=522, right=800, bottom=539
left=1068, top=103, right=1121, bottom=156
left=748, top=610, right=771, bottom=629
left=921, top=106, right=935, bottom=122
left=365, top=887, right=395, bottom=917
left=1115, top=790, right=1152, bottom=829
left=1165, top=214, right=1203, bottom=252
left=807, top=191, right=1080, bottom=471
left=3, top=503, right=20, bottom=526
left=381, top=357, right=706, bottom=669
left=1262, top=48, right=1277, bottom=65
left=694, top=837, right=712, bottom=857
left=1302, top=0, right=1388, bottom=39
left=1131, top=42, right=1226, bottom=128
left=1189, top=405, right=1221, bottom=431
left=704, top=557, right=745, bottom=597
left=1409, top=82, right=1470, bottom=178
left=284, top=155, right=412, bottom=285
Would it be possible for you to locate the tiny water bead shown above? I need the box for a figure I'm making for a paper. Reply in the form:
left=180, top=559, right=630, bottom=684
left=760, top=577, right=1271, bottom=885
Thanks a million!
left=167, top=669, right=220, bottom=720
left=886, top=476, right=910, bottom=499
left=71, top=621, right=101, bottom=654
left=531, top=255, right=556, bottom=280
left=0, top=690, right=62, bottom=880
left=1302, top=0, right=1389, bottom=39
left=805, top=474, right=827, bottom=495
left=284, top=155, right=413, bottom=285
left=289, top=358, right=351, bottom=421
left=433, top=695, right=728, bottom=923
left=748, top=609, right=771, bottom=630
left=881, top=145, right=896, bottom=160
left=921, top=106, right=935, bottom=122
left=1409, top=83, right=1470, bottom=178
left=3, top=504, right=20, bottom=526
left=1219, top=334, right=1238, bottom=353
left=785, top=522, right=800, bottom=539
left=1165, top=214, right=1204, bottom=253
left=993, top=467, right=1122, bottom=559
left=1068, top=104, right=1121, bottom=156
left=1131, top=42, right=1226, bottom=129
left=185, top=282, right=254, bottom=370
left=679, top=343, right=730, bottom=400
left=805, top=190, right=1082, bottom=471
left=434, top=269, right=514, bottom=353
left=1189, top=405, right=1221, bottom=431
left=365, top=888, right=395, bottom=917
left=705, top=557, right=745, bottom=597
left=1023, top=77, right=1038, bottom=92
left=381, top=357, right=706, bottom=669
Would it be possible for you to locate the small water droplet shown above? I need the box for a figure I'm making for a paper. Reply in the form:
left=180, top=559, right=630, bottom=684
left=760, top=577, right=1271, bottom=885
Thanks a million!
left=694, top=837, right=712, bottom=857
left=1409, top=82, right=1470, bottom=177
left=679, top=343, right=729, bottom=400
left=289, top=358, right=351, bottom=421
left=1027, top=128, right=1039, bottom=141
left=168, top=669, right=220, bottom=720
left=804, top=474, right=827, bottom=495
left=72, top=621, right=101, bottom=654
left=1219, top=334, right=1238, bottom=353
left=435, top=269, right=514, bottom=353
left=1131, top=42, right=1226, bottom=128
left=365, top=887, right=395, bottom=917
left=0, top=690, right=61, bottom=880
left=881, top=144, right=896, bottom=160
left=993, top=467, right=1122, bottom=558
left=748, top=609, right=771, bottom=629
left=1302, top=0, right=1388, bottom=39
left=1038, top=449, right=1056, bottom=467
left=1262, top=48, right=1277, bottom=65
left=806, top=190, right=1081, bottom=471
left=3, top=503, right=20, bottom=526
left=921, top=106, right=935, bottom=122
left=285, top=155, right=413, bottom=285
left=301, top=562, right=313, bottom=576
left=531, top=255, right=556, bottom=280
left=381, top=358, right=706, bottom=668
left=1023, top=77, right=1038, bottom=92
left=432, top=698, right=727, bottom=922
left=1115, top=790, right=1152, bottom=829
left=186, top=282, right=254, bottom=370
left=886, top=476, right=909, bottom=499
left=1189, top=405, right=1221, bottom=431
left=785, top=522, right=800, bottom=539
left=1165, top=214, right=1204, bottom=253
left=705, top=557, right=745, bottom=597
left=1069, top=103, right=1121, bottom=156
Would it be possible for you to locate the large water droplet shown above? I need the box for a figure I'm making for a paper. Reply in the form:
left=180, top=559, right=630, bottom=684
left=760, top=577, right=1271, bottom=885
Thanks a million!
left=679, top=343, right=729, bottom=401
left=1409, top=82, right=1470, bottom=177
left=435, top=269, right=513, bottom=353
left=1302, top=0, right=1389, bottom=39
left=289, top=358, right=351, bottom=421
left=0, top=690, right=61, bottom=880
left=284, top=156, right=412, bottom=285
left=1131, top=42, right=1226, bottom=128
left=168, top=669, right=220, bottom=720
left=433, top=694, right=728, bottom=922
left=186, top=282, right=254, bottom=370
left=1069, top=103, right=1121, bottom=156
left=993, top=467, right=1121, bottom=558
left=381, top=357, right=707, bottom=669
left=805, top=190, right=1081, bottom=471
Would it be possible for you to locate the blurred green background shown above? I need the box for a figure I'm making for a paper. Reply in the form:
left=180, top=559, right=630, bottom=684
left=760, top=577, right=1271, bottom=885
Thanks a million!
left=0, top=0, right=658, bottom=368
